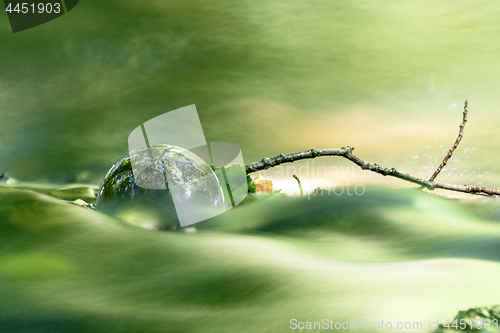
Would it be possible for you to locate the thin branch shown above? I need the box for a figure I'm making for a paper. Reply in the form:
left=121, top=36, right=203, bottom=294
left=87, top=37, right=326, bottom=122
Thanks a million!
left=245, top=147, right=500, bottom=196
left=429, top=100, right=468, bottom=181
left=293, top=174, right=304, bottom=197
left=245, top=100, right=499, bottom=197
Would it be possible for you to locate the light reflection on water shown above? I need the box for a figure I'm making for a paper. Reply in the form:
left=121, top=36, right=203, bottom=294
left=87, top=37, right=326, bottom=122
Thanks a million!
left=400, top=136, right=500, bottom=189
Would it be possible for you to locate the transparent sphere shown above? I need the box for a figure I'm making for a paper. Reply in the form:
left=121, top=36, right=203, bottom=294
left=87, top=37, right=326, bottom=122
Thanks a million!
left=96, top=144, right=224, bottom=230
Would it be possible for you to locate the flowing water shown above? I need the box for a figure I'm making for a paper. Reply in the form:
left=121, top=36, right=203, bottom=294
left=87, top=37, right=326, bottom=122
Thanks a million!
left=1, top=1, right=500, bottom=332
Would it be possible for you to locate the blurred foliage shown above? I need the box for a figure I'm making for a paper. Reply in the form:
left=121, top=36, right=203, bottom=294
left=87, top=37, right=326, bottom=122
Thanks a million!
left=2, top=0, right=500, bottom=184
left=247, top=174, right=256, bottom=193
left=213, top=163, right=250, bottom=198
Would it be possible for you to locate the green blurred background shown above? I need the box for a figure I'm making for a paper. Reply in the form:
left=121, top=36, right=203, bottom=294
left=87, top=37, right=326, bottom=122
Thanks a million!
left=1, top=0, right=500, bottom=187
left=2, top=1, right=500, bottom=332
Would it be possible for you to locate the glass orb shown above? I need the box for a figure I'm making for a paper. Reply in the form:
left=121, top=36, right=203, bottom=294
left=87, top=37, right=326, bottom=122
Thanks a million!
left=96, top=144, right=224, bottom=230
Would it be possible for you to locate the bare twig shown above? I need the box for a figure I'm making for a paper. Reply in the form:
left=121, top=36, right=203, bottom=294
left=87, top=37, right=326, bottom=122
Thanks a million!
left=293, top=174, right=303, bottom=197
left=245, top=146, right=500, bottom=197
left=245, top=100, right=500, bottom=197
left=429, top=100, right=468, bottom=181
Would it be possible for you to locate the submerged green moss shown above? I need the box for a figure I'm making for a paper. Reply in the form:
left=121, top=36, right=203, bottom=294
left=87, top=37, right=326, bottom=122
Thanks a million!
left=436, top=305, right=500, bottom=332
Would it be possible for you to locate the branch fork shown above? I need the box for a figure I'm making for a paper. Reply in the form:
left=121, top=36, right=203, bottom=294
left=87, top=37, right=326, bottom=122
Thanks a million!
left=245, top=101, right=500, bottom=197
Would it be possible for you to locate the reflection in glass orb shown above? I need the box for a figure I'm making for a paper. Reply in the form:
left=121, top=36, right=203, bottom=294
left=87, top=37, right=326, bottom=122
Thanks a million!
left=96, top=144, right=224, bottom=230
